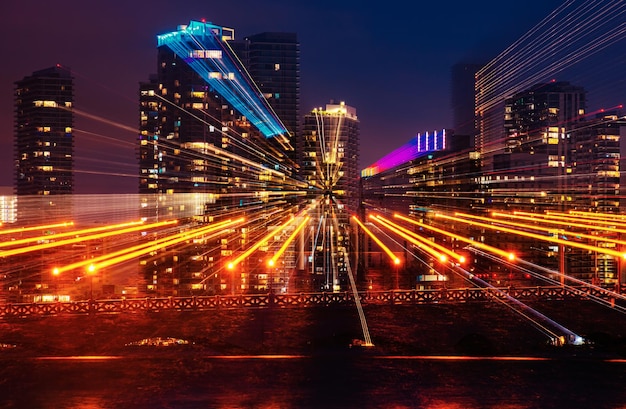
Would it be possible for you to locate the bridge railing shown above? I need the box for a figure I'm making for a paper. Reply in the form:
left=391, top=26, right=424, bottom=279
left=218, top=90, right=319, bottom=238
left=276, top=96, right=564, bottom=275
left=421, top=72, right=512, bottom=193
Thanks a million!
left=0, top=286, right=618, bottom=318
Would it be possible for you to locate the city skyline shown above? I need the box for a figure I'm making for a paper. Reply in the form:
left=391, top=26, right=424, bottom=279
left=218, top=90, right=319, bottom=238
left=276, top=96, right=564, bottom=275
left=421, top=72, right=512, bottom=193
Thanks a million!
left=1, top=0, right=566, bottom=193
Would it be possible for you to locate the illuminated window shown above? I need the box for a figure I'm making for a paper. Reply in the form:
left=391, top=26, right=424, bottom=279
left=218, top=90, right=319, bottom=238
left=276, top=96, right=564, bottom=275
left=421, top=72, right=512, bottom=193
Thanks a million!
left=274, top=63, right=280, bottom=71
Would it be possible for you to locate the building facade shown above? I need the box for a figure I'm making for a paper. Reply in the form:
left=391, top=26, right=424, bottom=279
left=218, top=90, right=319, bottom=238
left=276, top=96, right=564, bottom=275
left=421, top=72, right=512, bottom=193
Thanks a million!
left=231, top=32, right=300, bottom=165
left=138, top=21, right=298, bottom=296
left=14, top=66, right=74, bottom=224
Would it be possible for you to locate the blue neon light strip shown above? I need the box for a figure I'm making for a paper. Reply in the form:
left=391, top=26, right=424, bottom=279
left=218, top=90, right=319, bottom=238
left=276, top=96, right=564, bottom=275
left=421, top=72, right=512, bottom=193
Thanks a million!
left=157, top=21, right=288, bottom=138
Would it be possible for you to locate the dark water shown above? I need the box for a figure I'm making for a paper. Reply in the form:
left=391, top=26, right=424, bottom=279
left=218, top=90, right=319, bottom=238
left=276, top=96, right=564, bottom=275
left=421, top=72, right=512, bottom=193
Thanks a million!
left=2, top=301, right=626, bottom=408
left=3, top=354, right=626, bottom=408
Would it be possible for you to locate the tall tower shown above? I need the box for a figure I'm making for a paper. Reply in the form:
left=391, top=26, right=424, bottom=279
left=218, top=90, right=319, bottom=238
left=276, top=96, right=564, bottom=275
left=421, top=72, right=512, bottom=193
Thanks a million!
left=301, top=101, right=360, bottom=213
left=451, top=63, right=482, bottom=139
left=232, top=32, right=300, bottom=165
left=14, top=66, right=74, bottom=223
left=138, top=21, right=295, bottom=296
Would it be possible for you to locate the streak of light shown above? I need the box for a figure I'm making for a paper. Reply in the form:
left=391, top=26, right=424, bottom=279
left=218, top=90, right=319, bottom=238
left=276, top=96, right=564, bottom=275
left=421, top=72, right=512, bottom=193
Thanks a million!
left=489, top=212, right=626, bottom=246
left=268, top=216, right=310, bottom=267
left=352, top=216, right=400, bottom=265
left=373, top=214, right=465, bottom=263
left=454, top=263, right=583, bottom=346
left=228, top=213, right=303, bottom=270
left=375, top=356, right=551, bottom=361
left=367, top=215, right=446, bottom=263
left=53, top=219, right=240, bottom=275
left=437, top=213, right=626, bottom=259
left=92, top=218, right=245, bottom=270
left=493, top=211, right=626, bottom=234
left=0, top=220, right=177, bottom=258
left=393, top=213, right=516, bottom=261
left=513, top=211, right=626, bottom=232
left=566, top=210, right=626, bottom=222
left=0, top=220, right=146, bottom=249
left=0, top=221, right=74, bottom=237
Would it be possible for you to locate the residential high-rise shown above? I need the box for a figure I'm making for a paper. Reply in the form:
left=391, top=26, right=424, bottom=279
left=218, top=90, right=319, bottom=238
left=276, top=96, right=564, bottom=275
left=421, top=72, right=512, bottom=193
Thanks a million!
left=488, top=81, right=586, bottom=211
left=299, top=101, right=359, bottom=291
left=14, top=66, right=74, bottom=224
left=138, top=21, right=296, bottom=296
left=15, top=66, right=74, bottom=196
left=300, top=101, right=360, bottom=213
left=232, top=32, right=300, bottom=165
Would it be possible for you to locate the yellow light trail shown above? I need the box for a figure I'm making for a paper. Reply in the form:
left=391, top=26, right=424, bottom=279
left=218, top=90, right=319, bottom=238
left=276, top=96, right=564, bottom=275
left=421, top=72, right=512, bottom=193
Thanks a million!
left=268, top=216, right=310, bottom=267
left=367, top=215, right=445, bottom=263
left=566, top=210, right=626, bottom=222
left=490, top=212, right=626, bottom=246
left=92, top=218, right=244, bottom=271
left=393, top=213, right=516, bottom=261
left=513, top=211, right=626, bottom=231
left=352, top=216, right=400, bottom=265
left=497, top=211, right=626, bottom=234
left=53, top=218, right=240, bottom=275
left=0, top=220, right=146, bottom=249
left=373, top=215, right=464, bottom=263
left=0, top=221, right=74, bottom=237
left=228, top=214, right=303, bottom=270
left=0, top=220, right=177, bottom=258
left=436, top=213, right=626, bottom=259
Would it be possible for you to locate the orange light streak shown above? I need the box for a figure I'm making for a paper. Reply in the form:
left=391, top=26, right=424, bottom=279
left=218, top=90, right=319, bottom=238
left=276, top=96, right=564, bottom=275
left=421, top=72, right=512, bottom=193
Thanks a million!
left=228, top=214, right=302, bottom=270
left=352, top=216, right=400, bottom=265
left=496, top=211, right=626, bottom=234
left=513, top=211, right=626, bottom=231
left=566, top=210, right=626, bottom=222
left=268, top=216, right=310, bottom=267
left=367, top=215, right=445, bottom=263
left=53, top=219, right=239, bottom=275
left=0, top=220, right=146, bottom=249
left=0, top=220, right=177, bottom=258
left=490, top=212, right=626, bottom=246
left=373, top=215, right=464, bottom=263
left=93, top=218, right=244, bottom=271
left=393, top=213, right=516, bottom=261
left=437, top=213, right=626, bottom=259
left=0, top=221, right=74, bottom=237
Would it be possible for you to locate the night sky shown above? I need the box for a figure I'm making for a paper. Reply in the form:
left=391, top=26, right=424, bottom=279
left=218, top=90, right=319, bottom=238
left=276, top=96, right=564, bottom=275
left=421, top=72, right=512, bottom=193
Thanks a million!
left=1, top=0, right=565, bottom=193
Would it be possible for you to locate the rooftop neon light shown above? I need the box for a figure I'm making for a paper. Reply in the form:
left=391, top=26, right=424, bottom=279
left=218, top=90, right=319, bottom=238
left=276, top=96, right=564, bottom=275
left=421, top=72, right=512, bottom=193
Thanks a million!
left=361, top=129, right=448, bottom=177
left=157, top=20, right=288, bottom=139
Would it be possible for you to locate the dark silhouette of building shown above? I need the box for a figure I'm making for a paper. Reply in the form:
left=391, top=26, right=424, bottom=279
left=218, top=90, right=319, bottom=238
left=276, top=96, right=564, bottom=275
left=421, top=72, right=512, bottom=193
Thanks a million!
left=451, top=63, right=482, bottom=138
left=14, top=65, right=74, bottom=224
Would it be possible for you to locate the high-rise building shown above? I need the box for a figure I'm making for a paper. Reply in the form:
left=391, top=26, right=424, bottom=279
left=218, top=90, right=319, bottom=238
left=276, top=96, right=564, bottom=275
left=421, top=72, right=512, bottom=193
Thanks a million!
left=487, top=81, right=586, bottom=212
left=301, top=101, right=360, bottom=213
left=299, top=101, right=359, bottom=291
left=451, top=63, right=482, bottom=139
left=232, top=32, right=300, bottom=165
left=138, top=21, right=296, bottom=296
left=14, top=66, right=74, bottom=224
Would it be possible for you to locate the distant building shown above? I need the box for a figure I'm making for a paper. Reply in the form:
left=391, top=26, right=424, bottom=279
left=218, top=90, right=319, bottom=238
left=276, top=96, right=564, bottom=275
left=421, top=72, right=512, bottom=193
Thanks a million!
left=0, top=187, right=17, bottom=224
left=14, top=66, right=74, bottom=224
left=451, top=63, right=482, bottom=139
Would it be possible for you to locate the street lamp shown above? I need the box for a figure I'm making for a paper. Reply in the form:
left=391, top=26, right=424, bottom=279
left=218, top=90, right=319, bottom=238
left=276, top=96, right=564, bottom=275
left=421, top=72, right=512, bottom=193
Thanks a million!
left=87, top=264, right=96, bottom=300
left=52, top=268, right=60, bottom=301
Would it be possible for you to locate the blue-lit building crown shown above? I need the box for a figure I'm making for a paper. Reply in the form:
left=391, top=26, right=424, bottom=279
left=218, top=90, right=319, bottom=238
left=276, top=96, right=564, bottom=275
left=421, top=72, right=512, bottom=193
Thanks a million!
left=157, top=20, right=288, bottom=139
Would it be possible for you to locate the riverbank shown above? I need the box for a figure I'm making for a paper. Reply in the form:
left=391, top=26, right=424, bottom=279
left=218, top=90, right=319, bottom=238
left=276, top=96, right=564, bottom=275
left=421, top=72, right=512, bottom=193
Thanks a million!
left=1, top=299, right=625, bottom=358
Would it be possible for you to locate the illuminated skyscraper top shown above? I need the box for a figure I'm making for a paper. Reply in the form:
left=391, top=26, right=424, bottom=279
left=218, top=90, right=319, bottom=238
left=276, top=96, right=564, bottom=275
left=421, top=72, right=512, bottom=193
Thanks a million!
left=157, top=20, right=289, bottom=141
